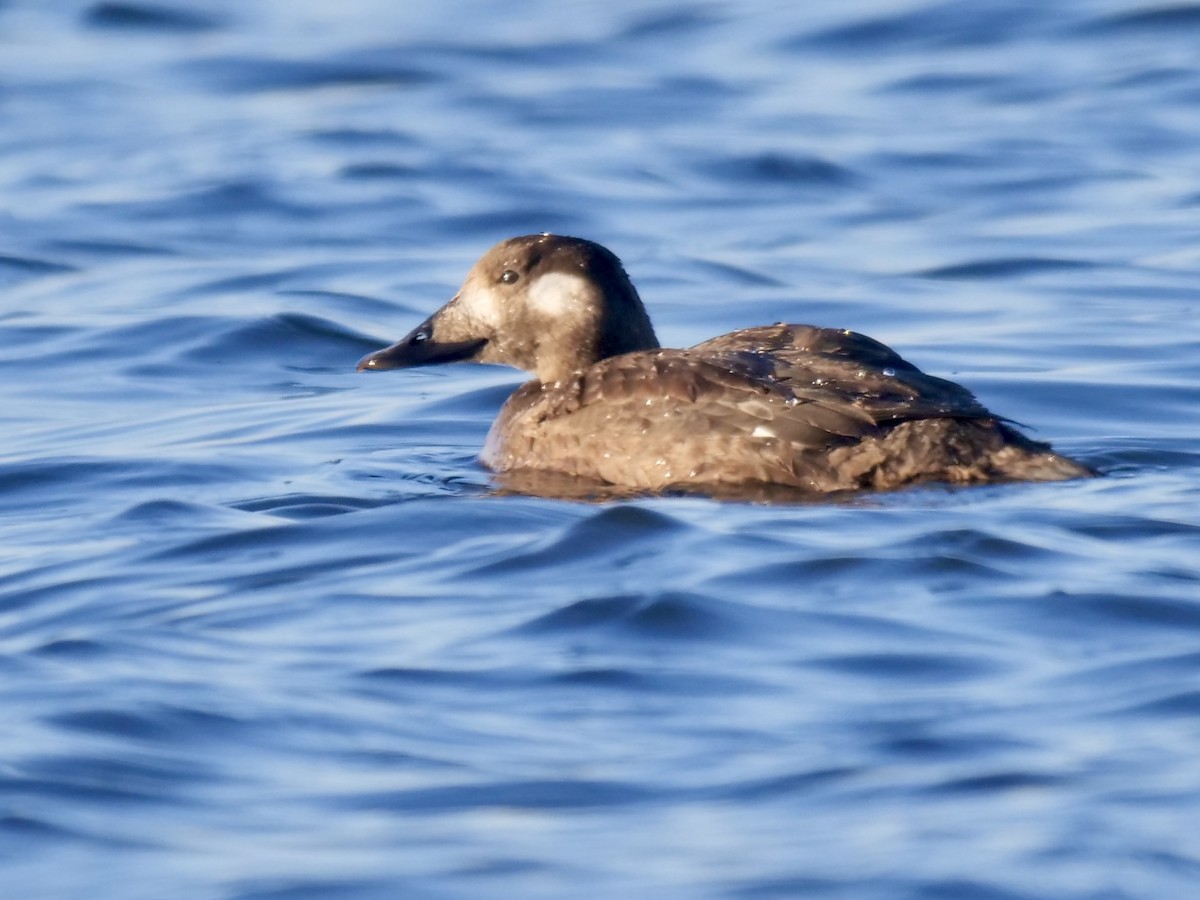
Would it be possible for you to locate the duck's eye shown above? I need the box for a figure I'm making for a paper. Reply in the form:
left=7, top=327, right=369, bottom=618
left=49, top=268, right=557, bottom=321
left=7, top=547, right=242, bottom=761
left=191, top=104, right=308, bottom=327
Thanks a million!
left=500, top=269, right=520, bottom=285
left=412, top=328, right=430, bottom=344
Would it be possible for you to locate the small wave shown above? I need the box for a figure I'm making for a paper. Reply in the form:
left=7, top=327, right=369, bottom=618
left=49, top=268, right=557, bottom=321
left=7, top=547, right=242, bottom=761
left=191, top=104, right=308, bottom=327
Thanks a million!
left=90, top=181, right=318, bottom=222
left=335, top=777, right=653, bottom=813
left=466, top=505, right=687, bottom=576
left=510, top=590, right=804, bottom=647
left=1077, top=5, right=1200, bottom=36
left=179, top=55, right=437, bottom=94
left=787, top=3, right=1061, bottom=52
left=620, top=9, right=723, bottom=40
left=233, top=493, right=395, bottom=519
left=806, top=650, right=1005, bottom=682
left=699, top=152, right=861, bottom=192
left=915, top=257, right=1095, bottom=279
left=0, top=253, right=75, bottom=288
left=82, top=2, right=221, bottom=33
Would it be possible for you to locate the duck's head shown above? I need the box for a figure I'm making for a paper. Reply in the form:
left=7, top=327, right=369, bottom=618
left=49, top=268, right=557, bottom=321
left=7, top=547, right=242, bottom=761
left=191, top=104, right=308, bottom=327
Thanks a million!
left=357, top=234, right=659, bottom=384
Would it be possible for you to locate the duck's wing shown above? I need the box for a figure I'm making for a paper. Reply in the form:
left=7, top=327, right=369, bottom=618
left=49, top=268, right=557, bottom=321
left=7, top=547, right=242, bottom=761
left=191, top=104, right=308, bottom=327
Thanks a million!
left=533, top=346, right=882, bottom=453
left=691, top=323, right=994, bottom=425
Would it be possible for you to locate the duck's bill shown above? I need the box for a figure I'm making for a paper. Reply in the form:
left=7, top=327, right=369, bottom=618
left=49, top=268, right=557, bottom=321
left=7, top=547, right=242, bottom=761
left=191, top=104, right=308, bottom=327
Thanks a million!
left=356, top=318, right=487, bottom=371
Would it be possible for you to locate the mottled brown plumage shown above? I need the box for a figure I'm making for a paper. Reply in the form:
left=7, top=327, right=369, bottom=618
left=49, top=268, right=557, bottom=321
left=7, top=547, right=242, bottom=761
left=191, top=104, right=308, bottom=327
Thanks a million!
left=358, top=234, right=1093, bottom=496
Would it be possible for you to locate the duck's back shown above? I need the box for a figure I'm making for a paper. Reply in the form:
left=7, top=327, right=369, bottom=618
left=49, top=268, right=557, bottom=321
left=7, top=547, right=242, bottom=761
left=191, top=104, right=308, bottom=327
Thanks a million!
left=481, top=323, right=1091, bottom=493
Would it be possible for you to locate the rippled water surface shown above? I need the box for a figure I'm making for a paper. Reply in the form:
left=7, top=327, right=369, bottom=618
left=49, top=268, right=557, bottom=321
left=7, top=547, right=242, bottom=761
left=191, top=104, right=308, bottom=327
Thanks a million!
left=4, top=1, right=1200, bottom=897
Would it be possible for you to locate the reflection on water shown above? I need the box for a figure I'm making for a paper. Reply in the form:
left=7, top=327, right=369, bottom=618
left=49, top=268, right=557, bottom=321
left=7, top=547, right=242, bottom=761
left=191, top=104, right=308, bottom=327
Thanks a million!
left=2, top=1, right=1200, bottom=897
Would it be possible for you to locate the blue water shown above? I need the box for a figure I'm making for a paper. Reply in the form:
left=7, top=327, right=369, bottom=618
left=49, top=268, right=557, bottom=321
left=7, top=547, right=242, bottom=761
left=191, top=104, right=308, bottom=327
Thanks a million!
left=3, top=1, right=1200, bottom=897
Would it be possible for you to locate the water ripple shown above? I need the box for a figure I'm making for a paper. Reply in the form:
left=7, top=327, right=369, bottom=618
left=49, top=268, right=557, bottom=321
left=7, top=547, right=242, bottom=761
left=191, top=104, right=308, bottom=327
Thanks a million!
left=3, top=1, right=1200, bottom=897
left=82, top=2, right=222, bottom=33
left=181, top=55, right=439, bottom=94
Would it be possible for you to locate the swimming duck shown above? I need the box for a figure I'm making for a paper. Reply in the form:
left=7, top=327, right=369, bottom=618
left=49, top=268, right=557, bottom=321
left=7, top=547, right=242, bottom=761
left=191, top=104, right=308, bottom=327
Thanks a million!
left=357, top=234, right=1092, bottom=495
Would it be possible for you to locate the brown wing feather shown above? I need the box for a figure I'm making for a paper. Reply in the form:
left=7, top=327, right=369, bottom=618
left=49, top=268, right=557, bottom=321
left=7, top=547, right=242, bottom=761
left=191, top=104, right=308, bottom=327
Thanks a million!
left=692, top=323, right=992, bottom=424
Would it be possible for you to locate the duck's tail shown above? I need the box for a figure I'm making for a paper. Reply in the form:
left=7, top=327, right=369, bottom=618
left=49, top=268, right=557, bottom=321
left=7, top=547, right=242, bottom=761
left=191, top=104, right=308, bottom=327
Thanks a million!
left=982, top=421, right=1096, bottom=482
left=830, top=418, right=1095, bottom=491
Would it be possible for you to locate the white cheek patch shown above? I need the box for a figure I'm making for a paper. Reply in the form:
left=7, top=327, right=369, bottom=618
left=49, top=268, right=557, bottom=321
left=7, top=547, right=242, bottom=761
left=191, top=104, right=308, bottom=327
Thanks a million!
left=455, top=285, right=503, bottom=328
left=527, top=271, right=589, bottom=317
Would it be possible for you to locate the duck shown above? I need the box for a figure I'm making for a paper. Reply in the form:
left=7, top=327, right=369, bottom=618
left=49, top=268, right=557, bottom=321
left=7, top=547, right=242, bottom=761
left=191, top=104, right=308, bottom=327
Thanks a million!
left=357, top=234, right=1093, bottom=496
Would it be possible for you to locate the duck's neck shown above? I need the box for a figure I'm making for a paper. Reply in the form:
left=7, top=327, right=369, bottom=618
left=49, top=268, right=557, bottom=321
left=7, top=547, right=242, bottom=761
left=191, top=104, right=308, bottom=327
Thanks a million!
left=535, top=308, right=659, bottom=385
left=594, top=280, right=660, bottom=358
